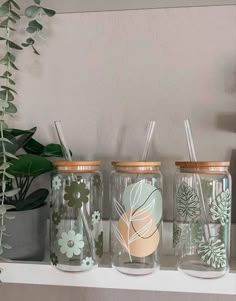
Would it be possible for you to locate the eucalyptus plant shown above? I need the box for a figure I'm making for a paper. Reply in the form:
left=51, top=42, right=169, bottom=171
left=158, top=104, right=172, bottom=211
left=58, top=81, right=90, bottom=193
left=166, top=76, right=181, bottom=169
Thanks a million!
left=0, top=0, right=56, bottom=255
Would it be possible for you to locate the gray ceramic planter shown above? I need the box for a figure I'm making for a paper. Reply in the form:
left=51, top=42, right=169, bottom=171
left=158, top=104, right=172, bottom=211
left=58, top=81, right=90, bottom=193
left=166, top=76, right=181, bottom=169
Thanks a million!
left=3, top=204, right=48, bottom=261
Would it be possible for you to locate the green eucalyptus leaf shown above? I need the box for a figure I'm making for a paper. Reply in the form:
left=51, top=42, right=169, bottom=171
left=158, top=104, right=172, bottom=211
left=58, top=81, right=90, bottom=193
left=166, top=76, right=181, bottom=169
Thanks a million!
left=0, top=6, right=9, bottom=17
left=8, top=78, right=15, bottom=85
left=10, top=10, right=20, bottom=20
left=0, top=162, right=10, bottom=169
left=5, top=102, right=17, bottom=113
left=7, top=154, right=53, bottom=177
left=3, top=171, right=15, bottom=179
left=0, top=137, right=12, bottom=144
left=7, top=40, right=23, bottom=50
left=8, top=16, right=16, bottom=23
left=11, top=0, right=20, bottom=10
left=1, top=86, right=16, bottom=94
left=0, top=19, right=8, bottom=26
left=0, top=90, right=14, bottom=101
left=22, top=42, right=30, bottom=47
left=43, top=143, right=63, bottom=157
left=26, top=38, right=34, bottom=45
left=26, top=26, right=36, bottom=33
left=3, top=71, right=12, bottom=77
left=10, top=62, right=18, bottom=70
left=5, top=151, right=18, bottom=159
left=23, top=138, right=44, bottom=155
left=25, top=5, right=41, bottom=18
left=34, top=0, right=41, bottom=4
left=28, top=19, right=43, bottom=30
left=2, top=1, right=11, bottom=9
left=42, top=7, right=55, bottom=17
left=0, top=37, right=6, bottom=41
left=6, top=52, right=16, bottom=63
left=16, top=188, right=48, bottom=211
left=4, top=188, right=20, bottom=197
left=0, top=136, right=18, bottom=154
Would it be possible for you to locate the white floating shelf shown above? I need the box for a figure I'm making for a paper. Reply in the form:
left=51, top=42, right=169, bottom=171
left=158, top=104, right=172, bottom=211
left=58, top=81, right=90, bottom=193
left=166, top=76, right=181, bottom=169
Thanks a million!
left=18, top=0, right=236, bottom=14
left=1, top=223, right=235, bottom=294
left=0, top=257, right=236, bottom=295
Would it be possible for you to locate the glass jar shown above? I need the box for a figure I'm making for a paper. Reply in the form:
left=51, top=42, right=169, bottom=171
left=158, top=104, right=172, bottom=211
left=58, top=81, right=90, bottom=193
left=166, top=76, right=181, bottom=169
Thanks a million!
left=110, top=161, right=163, bottom=275
left=50, top=161, right=103, bottom=272
left=174, top=161, right=231, bottom=278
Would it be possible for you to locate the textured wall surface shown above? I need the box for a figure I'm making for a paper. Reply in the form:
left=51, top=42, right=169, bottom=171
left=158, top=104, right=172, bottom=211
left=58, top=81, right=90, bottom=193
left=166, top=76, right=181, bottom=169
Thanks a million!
left=2, top=5, right=236, bottom=300
left=12, top=5, right=236, bottom=221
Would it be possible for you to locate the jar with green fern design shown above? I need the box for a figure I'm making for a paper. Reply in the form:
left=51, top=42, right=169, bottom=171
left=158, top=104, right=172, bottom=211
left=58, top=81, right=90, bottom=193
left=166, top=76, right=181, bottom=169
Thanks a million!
left=50, top=161, right=103, bottom=272
left=174, top=161, right=231, bottom=278
left=110, top=161, right=163, bottom=275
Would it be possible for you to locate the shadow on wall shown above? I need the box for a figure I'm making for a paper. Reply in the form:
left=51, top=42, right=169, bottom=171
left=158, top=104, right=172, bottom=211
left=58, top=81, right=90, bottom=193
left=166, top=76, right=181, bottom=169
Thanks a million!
left=230, top=149, right=236, bottom=223
left=216, top=113, right=236, bottom=133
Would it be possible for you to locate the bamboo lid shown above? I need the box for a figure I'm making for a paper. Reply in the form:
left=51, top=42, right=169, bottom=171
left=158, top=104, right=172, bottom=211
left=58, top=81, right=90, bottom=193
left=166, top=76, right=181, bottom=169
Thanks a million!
left=175, top=161, right=230, bottom=168
left=112, top=161, right=161, bottom=167
left=53, top=160, right=101, bottom=167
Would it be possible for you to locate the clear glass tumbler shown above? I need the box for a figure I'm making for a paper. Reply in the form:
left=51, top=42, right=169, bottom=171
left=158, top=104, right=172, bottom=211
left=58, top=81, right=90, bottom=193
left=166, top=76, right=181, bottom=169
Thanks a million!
left=174, top=161, right=231, bottom=278
left=50, top=161, right=103, bottom=272
left=110, top=161, right=163, bottom=275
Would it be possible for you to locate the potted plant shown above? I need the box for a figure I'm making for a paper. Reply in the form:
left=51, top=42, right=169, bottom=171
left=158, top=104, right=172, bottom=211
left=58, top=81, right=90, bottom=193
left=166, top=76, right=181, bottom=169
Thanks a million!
left=1, top=127, right=62, bottom=260
left=0, top=0, right=56, bottom=260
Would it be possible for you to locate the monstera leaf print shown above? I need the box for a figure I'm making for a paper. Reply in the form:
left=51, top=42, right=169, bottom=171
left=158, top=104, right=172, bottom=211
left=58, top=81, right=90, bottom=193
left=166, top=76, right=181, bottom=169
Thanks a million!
left=197, top=239, right=226, bottom=269
left=176, top=182, right=201, bottom=221
left=173, top=223, right=182, bottom=247
left=210, top=189, right=231, bottom=226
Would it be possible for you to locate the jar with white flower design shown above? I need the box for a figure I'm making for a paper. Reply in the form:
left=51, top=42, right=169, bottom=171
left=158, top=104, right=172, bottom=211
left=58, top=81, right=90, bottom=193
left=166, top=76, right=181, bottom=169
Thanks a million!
left=50, top=161, right=103, bottom=272
left=174, top=161, right=231, bottom=278
left=110, top=161, right=163, bottom=275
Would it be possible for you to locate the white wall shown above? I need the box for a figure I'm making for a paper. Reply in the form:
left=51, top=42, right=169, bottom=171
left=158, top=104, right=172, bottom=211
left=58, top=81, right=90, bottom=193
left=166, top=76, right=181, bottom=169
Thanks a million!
left=3, top=5, right=236, bottom=300
left=12, top=5, right=236, bottom=221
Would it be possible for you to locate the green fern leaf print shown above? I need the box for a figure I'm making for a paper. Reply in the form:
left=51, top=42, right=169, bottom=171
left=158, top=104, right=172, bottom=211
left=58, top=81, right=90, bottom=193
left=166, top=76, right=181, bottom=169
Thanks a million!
left=210, top=189, right=231, bottom=226
left=197, top=239, right=226, bottom=268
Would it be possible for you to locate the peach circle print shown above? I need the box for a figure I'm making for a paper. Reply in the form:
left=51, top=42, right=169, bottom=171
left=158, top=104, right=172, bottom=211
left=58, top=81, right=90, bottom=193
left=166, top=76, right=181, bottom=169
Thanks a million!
left=117, top=209, right=160, bottom=257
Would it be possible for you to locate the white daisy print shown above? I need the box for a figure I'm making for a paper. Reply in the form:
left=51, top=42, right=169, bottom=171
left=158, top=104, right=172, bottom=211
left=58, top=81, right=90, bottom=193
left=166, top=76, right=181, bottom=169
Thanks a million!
left=58, top=230, right=84, bottom=258
left=52, top=176, right=62, bottom=190
left=82, top=257, right=95, bottom=268
left=91, top=210, right=101, bottom=225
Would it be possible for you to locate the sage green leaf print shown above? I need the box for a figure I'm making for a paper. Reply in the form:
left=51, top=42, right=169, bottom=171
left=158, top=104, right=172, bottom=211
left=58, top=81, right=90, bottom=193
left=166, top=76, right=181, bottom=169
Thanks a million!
left=173, top=223, right=182, bottom=247
left=210, top=189, right=231, bottom=226
left=197, top=239, right=226, bottom=268
left=176, top=182, right=201, bottom=221
left=95, top=232, right=103, bottom=258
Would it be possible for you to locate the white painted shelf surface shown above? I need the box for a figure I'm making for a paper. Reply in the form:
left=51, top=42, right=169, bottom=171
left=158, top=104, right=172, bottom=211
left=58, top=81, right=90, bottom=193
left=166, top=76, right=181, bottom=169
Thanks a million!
left=0, top=257, right=236, bottom=295
left=18, top=0, right=236, bottom=14
left=1, top=223, right=236, bottom=295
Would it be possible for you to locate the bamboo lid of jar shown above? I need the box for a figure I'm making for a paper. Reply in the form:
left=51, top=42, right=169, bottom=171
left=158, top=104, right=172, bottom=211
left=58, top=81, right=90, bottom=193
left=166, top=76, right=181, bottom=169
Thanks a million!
left=53, top=160, right=101, bottom=172
left=112, top=161, right=161, bottom=167
left=175, top=161, right=230, bottom=168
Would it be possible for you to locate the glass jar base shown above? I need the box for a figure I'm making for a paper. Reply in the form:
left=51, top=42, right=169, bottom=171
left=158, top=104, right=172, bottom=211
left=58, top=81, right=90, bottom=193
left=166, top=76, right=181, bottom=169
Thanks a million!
left=112, top=263, right=158, bottom=276
left=178, top=256, right=227, bottom=279
left=178, top=267, right=227, bottom=279
left=55, top=263, right=97, bottom=272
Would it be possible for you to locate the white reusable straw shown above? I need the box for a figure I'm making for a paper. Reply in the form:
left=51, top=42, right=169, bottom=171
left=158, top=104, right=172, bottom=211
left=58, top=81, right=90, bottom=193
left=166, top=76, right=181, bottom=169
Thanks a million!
left=184, top=119, right=210, bottom=241
left=54, top=121, right=72, bottom=161
left=142, top=121, right=156, bottom=161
